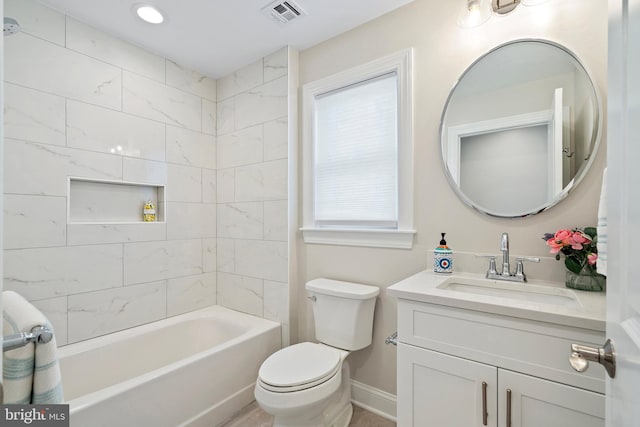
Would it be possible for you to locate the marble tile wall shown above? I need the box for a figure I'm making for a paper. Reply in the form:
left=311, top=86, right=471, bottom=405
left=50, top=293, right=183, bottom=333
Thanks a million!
left=4, top=0, right=291, bottom=347
left=216, top=47, right=291, bottom=345
left=3, top=0, right=218, bottom=344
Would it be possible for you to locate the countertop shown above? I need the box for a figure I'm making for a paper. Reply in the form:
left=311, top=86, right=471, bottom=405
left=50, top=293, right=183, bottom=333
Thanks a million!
left=387, top=270, right=606, bottom=331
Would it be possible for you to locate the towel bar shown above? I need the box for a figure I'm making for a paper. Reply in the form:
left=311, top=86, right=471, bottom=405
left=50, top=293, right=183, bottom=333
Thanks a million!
left=3, top=325, right=53, bottom=352
left=385, top=331, right=398, bottom=346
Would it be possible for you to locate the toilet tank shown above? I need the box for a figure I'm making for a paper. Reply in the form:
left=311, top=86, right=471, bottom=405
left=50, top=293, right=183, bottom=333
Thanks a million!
left=306, top=278, right=380, bottom=351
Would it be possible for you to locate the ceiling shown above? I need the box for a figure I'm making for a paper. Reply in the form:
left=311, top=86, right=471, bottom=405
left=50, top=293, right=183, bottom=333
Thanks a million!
left=38, top=0, right=415, bottom=79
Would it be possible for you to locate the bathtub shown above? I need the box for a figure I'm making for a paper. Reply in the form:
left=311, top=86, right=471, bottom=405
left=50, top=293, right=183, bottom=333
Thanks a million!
left=57, top=306, right=281, bottom=427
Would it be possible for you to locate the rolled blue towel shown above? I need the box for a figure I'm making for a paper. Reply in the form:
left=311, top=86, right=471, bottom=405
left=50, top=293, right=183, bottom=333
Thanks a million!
left=2, top=291, right=64, bottom=404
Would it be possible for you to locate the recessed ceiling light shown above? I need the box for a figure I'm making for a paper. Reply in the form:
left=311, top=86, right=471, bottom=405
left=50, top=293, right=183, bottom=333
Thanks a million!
left=135, top=4, right=165, bottom=24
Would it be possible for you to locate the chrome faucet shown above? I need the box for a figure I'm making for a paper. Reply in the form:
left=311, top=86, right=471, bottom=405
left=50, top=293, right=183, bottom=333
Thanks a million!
left=500, top=232, right=510, bottom=276
left=484, top=232, right=540, bottom=282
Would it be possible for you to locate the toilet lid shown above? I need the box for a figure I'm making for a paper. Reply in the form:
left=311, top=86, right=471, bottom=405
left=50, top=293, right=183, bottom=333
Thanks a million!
left=258, top=342, right=341, bottom=389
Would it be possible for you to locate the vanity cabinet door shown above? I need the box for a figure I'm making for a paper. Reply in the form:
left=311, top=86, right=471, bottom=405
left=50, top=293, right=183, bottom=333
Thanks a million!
left=397, top=343, right=497, bottom=427
left=497, top=369, right=604, bottom=427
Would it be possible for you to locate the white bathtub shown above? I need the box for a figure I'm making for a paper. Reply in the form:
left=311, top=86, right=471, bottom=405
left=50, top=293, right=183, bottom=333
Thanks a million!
left=57, top=306, right=281, bottom=427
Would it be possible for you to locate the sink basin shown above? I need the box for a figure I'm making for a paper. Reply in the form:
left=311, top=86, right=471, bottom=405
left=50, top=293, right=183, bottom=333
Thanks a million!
left=437, top=277, right=582, bottom=308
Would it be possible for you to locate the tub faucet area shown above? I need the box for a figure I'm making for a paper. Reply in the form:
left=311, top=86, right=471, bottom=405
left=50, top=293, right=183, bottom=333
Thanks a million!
left=485, top=233, right=540, bottom=282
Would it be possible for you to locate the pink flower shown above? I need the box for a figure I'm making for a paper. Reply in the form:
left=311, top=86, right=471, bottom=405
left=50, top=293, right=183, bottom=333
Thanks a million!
left=546, top=229, right=572, bottom=254
left=570, top=231, right=592, bottom=250
left=543, top=228, right=600, bottom=275
left=555, top=229, right=573, bottom=244
left=546, top=238, right=564, bottom=254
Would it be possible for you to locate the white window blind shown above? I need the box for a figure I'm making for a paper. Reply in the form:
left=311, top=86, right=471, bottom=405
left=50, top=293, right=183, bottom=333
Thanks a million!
left=314, top=72, right=398, bottom=228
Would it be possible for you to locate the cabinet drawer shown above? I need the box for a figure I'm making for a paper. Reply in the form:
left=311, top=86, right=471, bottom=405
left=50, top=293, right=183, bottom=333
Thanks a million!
left=398, top=299, right=606, bottom=393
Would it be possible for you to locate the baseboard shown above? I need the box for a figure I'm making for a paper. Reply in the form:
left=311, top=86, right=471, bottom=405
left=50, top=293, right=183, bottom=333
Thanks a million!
left=350, top=379, right=397, bottom=422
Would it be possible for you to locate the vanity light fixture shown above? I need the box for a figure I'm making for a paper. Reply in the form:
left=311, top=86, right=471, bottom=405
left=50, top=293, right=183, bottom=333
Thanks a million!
left=458, top=0, right=551, bottom=28
left=457, top=0, right=492, bottom=28
left=493, top=0, right=521, bottom=15
left=135, top=4, right=165, bottom=24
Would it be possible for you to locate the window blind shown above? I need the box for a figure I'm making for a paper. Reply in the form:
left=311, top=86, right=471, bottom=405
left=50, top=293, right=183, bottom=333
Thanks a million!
left=314, top=72, right=398, bottom=227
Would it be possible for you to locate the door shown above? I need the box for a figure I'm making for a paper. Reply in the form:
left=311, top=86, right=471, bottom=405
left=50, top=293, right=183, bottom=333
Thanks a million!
left=0, top=0, right=5, bottom=402
left=498, top=369, right=604, bottom=427
left=550, top=87, right=563, bottom=197
left=397, top=343, right=497, bottom=427
left=606, top=1, right=640, bottom=426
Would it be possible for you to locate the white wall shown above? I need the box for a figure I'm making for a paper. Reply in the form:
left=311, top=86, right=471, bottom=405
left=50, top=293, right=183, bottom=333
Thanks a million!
left=215, top=48, right=292, bottom=346
left=460, top=126, right=549, bottom=214
left=446, top=73, right=575, bottom=127
left=3, top=0, right=295, bottom=345
left=2, top=0, right=220, bottom=345
left=1, top=0, right=5, bottom=381
left=297, top=0, right=608, bottom=397
left=3, top=0, right=293, bottom=347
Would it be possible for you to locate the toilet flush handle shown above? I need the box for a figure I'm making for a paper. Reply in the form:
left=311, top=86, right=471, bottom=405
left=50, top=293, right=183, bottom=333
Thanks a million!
left=307, top=295, right=317, bottom=302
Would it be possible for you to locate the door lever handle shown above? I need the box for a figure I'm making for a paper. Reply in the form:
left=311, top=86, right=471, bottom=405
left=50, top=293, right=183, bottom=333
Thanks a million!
left=569, top=339, right=616, bottom=378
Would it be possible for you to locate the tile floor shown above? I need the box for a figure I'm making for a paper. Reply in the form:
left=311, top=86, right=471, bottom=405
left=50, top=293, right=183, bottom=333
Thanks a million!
left=220, top=401, right=396, bottom=427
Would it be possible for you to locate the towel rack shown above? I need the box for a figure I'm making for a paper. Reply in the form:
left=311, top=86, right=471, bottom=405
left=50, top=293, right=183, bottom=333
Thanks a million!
left=385, top=331, right=398, bottom=346
left=3, top=325, right=53, bottom=352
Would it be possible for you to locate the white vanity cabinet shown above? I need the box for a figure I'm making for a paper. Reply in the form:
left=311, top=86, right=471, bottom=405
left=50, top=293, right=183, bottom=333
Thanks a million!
left=396, top=299, right=606, bottom=427
left=498, top=369, right=604, bottom=427
left=398, top=343, right=497, bottom=426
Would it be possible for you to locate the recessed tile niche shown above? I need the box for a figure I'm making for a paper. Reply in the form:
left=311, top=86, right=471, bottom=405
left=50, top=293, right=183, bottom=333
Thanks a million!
left=68, top=178, right=166, bottom=224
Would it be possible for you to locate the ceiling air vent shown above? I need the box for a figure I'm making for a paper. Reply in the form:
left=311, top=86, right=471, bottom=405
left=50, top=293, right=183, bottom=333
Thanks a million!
left=263, top=0, right=306, bottom=24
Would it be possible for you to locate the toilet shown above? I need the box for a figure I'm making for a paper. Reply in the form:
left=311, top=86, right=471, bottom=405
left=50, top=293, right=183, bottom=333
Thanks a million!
left=254, top=278, right=379, bottom=427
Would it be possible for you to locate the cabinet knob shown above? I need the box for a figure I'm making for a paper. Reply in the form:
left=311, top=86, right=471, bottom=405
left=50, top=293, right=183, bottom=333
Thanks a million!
left=569, top=338, right=616, bottom=378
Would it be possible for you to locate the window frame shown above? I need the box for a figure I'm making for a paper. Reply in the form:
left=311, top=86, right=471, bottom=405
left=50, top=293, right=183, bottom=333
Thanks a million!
left=301, top=49, right=415, bottom=249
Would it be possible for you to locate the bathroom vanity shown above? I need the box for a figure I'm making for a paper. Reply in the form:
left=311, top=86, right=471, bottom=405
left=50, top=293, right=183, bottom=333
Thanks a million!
left=387, top=270, right=606, bottom=427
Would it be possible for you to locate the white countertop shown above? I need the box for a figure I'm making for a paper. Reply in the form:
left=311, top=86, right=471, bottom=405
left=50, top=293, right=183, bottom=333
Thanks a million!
left=387, top=270, right=606, bottom=332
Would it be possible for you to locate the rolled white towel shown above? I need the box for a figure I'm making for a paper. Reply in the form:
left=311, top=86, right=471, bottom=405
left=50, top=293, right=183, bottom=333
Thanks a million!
left=2, top=291, right=64, bottom=404
left=597, top=168, right=607, bottom=276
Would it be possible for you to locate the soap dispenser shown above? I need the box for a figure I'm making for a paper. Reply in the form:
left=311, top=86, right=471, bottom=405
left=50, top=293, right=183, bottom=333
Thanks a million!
left=434, top=233, right=453, bottom=274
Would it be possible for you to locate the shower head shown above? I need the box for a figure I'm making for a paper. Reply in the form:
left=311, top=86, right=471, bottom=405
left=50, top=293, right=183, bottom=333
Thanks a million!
left=4, top=17, right=21, bottom=36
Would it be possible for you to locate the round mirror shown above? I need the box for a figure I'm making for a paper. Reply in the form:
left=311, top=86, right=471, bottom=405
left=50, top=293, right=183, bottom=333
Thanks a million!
left=440, top=39, right=602, bottom=218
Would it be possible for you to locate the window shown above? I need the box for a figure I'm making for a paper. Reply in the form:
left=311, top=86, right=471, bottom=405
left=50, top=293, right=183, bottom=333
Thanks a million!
left=301, top=49, right=415, bottom=249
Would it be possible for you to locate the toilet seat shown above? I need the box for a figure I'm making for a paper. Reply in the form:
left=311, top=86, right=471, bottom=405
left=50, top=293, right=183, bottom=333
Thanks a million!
left=258, top=342, right=342, bottom=392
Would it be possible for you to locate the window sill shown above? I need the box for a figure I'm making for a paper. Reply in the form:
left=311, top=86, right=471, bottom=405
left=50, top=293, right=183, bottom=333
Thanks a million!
left=300, top=227, right=416, bottom=249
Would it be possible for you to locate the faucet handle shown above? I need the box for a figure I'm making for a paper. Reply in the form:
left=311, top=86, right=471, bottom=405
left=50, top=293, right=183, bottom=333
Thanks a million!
left=487, top=257, right=498, bottom=275
left=517, top=256, right=541, bottom=263
left=514, top=257, right=541, bottom=281
left=475, top=254, right=498, bottom=270
left=476, top=255, right=498, bottom=277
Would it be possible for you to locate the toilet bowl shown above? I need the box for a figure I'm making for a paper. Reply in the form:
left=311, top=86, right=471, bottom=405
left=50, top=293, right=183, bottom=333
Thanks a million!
left=254, top=342, right=352, bottom=427
left=254, top=279, right=379, bottom=427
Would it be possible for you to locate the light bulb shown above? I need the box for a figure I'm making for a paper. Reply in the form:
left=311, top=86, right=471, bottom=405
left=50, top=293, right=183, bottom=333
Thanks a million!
left=457, top=0, right=492, bottom=28
left=135, top=4, right=164, bottom=24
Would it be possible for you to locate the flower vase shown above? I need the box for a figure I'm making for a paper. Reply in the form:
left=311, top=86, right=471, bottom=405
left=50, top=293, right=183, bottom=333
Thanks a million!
left=565, top=268, right=606, bottom=292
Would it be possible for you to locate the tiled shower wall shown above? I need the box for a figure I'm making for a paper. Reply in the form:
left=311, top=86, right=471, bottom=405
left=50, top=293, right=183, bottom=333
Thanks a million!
left=2, top=0, right=290, bottom=346
left=215, top=50, right=291, bottom=345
